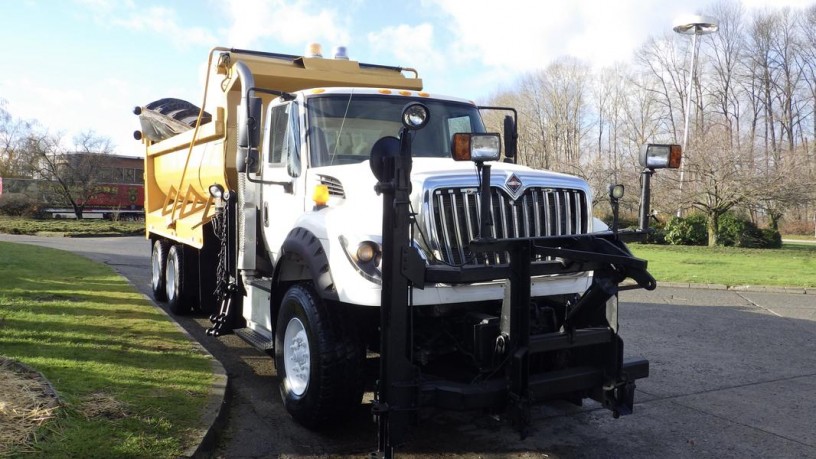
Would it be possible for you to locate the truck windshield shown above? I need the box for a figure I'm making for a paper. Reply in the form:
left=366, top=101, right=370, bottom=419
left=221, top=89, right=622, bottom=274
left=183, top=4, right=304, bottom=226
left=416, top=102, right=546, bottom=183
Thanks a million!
left=307, top=94, right=486, bottom=167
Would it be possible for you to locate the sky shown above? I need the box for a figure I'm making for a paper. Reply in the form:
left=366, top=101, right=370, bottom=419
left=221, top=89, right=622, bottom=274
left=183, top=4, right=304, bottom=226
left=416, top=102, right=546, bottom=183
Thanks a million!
left=1, top=0, right=812, bottom=157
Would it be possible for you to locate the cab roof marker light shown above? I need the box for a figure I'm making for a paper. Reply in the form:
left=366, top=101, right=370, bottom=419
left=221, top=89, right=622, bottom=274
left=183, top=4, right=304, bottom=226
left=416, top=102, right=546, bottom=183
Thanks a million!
left=306, top=43, right=323, bottom=58
left=379, top=89, right=392, bottom=94
left=418, top=92, right=430, bottom=97
left=311, top=89, right=326, bottom=94
left=333, top=46, right=349, bottom=60
left=398, top=90, right=412, bottom=96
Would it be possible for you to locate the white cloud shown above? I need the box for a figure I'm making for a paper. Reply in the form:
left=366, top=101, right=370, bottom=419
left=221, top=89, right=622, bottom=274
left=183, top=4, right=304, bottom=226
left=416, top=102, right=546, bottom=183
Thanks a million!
left=367, top=23, right=443, bottom=71
left=428, top=0, right=815, bottom=76
left=111, top=6, right=218, bottom=48
left=220, top=0, right=349, bottom=51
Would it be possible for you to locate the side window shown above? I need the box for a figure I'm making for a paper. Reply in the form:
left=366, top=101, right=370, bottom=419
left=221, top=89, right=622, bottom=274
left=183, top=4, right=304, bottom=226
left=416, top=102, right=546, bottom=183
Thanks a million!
left=286, top=103, right=301, bottom=177
left=267, top=102, right=301, bottom=177
left=447, top=115, right=472, bottom=141
left=268, top=105, right=287, bottom=165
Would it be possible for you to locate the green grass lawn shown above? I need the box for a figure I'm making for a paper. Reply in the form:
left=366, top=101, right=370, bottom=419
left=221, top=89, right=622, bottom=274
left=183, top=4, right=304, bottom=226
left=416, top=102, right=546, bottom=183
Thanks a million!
left=629, top=243, right=816, bottom=288
left=0, top=216, right=143, bottom=237
left=0, top=242, right=213, bottom=458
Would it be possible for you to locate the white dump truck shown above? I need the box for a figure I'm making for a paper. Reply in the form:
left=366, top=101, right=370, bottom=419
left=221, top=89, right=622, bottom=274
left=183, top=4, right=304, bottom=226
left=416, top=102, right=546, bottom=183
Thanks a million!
left=135, top=45, right=679, bottom=455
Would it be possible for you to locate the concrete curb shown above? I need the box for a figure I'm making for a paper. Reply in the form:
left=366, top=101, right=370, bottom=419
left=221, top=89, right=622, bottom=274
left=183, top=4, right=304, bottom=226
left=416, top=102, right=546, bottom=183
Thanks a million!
left=182, top=358, right=230, bottom=459
left=658, top=281, right=813, bottom=294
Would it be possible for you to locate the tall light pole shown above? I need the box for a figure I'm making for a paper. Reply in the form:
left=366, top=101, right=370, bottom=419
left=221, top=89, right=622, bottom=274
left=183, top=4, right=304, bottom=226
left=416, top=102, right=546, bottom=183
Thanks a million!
left=673, top=14, right=718, bottom=217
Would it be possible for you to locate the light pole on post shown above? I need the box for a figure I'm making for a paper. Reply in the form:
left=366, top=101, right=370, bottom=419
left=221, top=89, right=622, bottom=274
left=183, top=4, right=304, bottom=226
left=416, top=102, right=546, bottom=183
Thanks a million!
left=673, top=14, right=718, bottom=218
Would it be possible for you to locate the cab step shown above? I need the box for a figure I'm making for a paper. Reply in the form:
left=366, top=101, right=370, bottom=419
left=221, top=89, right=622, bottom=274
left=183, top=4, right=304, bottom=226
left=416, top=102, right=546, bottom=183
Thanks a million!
left=234, top=327, right=274, bottom=352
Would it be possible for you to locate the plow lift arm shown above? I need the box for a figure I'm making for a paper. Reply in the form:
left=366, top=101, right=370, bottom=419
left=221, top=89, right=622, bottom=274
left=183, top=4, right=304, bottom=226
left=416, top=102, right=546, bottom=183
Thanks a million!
left=370, top=103, right=681, bottom=457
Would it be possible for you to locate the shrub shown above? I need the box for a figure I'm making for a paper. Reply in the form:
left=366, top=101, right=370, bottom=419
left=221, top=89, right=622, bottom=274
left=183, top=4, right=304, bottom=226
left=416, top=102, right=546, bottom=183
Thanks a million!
left=0, top=193, right=41, bottom=217
left=717, top=213, right=749, bottom=247
left=665, top=214, right=707, bottom=246
left=761, top=228, right=783, bottom=248
left=717, top=212, right=781, bottom=248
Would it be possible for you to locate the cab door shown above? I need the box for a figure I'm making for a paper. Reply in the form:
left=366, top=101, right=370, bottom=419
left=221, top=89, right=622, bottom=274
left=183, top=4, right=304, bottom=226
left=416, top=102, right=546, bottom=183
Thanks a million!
left=261, top=100, right=305, bottom=261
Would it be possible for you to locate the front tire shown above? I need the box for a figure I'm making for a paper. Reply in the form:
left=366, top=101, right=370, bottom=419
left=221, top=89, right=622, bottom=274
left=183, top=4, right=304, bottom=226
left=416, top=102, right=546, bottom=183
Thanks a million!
left=274, top=283, right=364, bottom=429
left=151, top=239, right=169, bottom=301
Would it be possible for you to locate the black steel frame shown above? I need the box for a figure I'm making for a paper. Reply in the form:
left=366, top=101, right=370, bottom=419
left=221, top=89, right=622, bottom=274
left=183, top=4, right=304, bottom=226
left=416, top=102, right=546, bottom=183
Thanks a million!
left=373, top=133, right=656, bottom=457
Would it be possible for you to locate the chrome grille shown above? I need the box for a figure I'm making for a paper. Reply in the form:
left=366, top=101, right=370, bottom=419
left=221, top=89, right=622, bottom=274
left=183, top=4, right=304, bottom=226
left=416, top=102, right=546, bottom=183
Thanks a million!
left=429, top=187, right=588, bottom=265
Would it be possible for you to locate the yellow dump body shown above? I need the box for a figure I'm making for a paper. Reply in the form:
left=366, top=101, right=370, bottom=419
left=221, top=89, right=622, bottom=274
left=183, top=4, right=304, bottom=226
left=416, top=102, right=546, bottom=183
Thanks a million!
left=143, top=47, right=423, bottom=248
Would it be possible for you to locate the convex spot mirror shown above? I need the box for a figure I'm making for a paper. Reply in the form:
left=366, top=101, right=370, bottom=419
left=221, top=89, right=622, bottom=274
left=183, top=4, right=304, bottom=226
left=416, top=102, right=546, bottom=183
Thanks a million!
left=369, top=136, right=400, bottom=182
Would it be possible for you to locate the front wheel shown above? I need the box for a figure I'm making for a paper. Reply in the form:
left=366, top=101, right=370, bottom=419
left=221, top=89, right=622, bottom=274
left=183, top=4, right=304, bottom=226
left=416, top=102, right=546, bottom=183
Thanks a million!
left=274, top=283, right=364, bottom=429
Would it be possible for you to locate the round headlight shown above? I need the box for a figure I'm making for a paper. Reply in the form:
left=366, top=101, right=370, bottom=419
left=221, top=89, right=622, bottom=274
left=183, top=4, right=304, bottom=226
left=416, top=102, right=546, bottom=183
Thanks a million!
left=402, top=103, right=430, bottom=130
left=356, top=242, right=377, bottom=263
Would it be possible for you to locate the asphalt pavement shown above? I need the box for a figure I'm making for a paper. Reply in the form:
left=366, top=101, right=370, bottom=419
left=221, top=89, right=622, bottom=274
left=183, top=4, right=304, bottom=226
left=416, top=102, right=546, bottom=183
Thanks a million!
left=2, top=234, right=815, bottom=458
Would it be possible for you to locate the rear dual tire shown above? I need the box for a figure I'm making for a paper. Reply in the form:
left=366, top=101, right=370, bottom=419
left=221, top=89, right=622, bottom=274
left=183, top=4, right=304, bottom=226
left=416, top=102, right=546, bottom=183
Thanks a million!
left=151, top=239, right=197, bottom=315
left=151, top=239, right=170, bottom=302
left=165, top=244, right=191, bottom=315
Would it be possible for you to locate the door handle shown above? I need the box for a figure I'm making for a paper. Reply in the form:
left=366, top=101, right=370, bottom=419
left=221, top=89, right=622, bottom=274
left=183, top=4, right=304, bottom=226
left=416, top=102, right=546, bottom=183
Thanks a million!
left=263, top=202, right=269, bottom=227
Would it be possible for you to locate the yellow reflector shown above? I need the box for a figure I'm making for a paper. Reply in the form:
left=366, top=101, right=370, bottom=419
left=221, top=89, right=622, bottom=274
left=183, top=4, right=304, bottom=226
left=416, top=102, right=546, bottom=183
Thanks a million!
left=311, top=88, right=326, bottom=94
left=418, top=92, right=430, bottom=97
left=398, top=90, right=411, bottom=96
left=668, top=144, right=683, bottom=168
left=451, top=133, right=472, bottom=161
left=313, top=184, right=329, bottom=206
left=379, top=89, right=392, bottom=94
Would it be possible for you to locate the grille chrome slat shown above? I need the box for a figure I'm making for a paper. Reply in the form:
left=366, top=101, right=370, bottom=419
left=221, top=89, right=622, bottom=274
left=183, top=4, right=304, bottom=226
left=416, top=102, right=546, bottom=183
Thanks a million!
left=449, top=192, right=467, bottom=264
left=429, top=186, right=588, bottom=266
left=532, top=190, right=541, bottom=237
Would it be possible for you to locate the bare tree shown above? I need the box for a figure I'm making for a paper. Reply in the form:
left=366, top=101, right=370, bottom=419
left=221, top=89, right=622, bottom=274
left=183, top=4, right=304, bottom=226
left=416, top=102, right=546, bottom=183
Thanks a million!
left=0, top=100, right=34, bottom=178
left=685, top=127, right=765, bottom=245
left=26, top=129, right=115, bottom=219
left=538, top=57, right=593, bottom=176
left=707, top=0, right=745, bottom=146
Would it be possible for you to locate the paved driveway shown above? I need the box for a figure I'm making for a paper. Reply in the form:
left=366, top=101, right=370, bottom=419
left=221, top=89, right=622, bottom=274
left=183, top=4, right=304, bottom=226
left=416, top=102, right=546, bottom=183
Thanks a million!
left=3, top=234, right=815, bottom=458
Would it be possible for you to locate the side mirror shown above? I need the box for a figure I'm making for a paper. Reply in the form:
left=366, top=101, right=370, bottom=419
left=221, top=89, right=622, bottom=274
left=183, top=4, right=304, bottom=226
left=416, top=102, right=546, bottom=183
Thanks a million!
left=503, top=115, right=517, bottom=159
left=238, top=96, right=262, bottom=149
left=639, top=144, right=682, bottom=169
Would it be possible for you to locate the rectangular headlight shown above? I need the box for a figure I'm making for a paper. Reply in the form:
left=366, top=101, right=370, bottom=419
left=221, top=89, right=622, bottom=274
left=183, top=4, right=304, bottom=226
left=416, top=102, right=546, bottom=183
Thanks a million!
left=452, top=133, right=501, bottom=162
left=639, top=143, right=682, bottom=169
